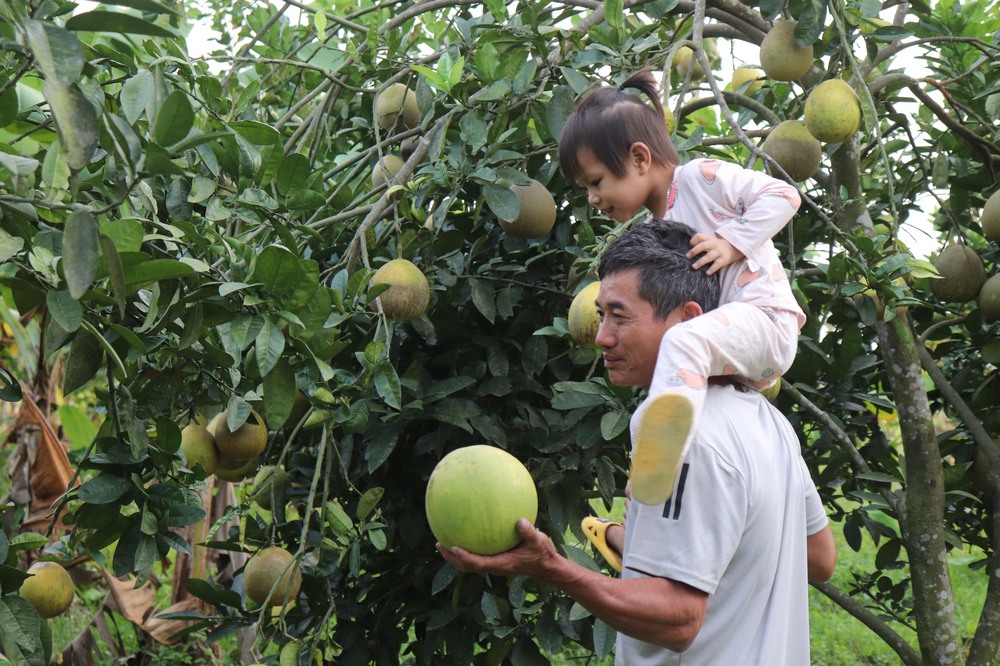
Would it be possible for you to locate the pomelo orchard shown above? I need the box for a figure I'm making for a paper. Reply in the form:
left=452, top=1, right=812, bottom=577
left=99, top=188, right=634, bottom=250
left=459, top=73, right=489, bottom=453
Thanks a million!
left=425, top=445, right=538, bottom=555
left=20, top=561, right=74, bottom=618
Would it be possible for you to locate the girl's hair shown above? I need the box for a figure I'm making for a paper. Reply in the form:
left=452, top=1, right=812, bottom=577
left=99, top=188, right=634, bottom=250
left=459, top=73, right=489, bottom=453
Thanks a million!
left=558, top=68, right=680, bottom=182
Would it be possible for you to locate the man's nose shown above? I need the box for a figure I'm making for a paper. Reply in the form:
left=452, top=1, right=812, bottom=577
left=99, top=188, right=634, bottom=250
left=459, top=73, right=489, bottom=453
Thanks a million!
left=594, top=319, right=612, bottom=348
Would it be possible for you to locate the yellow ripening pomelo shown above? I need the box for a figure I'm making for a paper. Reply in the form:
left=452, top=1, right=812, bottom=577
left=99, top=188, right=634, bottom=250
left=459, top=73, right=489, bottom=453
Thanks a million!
left=568, top=281, right=602, bottom=348
left=370, top=258, right=431, bottom=321
left=804, top=79, right=862, bottom=143
left=425, top=445, right=538, bottom=555
left=979, top=274, right=1000, bottom=322
left=212, top=409, right=268, bottom=461
left=729, top=66, right=765, bottom=94
left=981, top=189, right=1000, bottom=243
left=499, top=178, right=557, bottom=239
left=371, top=154, right=407, bottom=191
left=672, top=47, right=704, bottom=80
left=760, top=377, right=782, bottom=402
left=244, top=546, right=302, bottom=607
left=375, top=83, right=420, bottom=132
left=759, top=19, right=814, bottom=81
left=20, top=561, right=75, bottom=618
left=180, top=423, right=219, bottom=474
left=761, top=120, right=822, bottom=182
left=250, top=465, right=288, bottom=511
left=930, top=244, right=986, bottom=303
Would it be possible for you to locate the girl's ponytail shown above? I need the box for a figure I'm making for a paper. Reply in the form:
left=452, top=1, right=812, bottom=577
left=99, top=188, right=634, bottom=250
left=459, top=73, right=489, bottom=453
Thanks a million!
left=617, top=68, right=666, bottom=122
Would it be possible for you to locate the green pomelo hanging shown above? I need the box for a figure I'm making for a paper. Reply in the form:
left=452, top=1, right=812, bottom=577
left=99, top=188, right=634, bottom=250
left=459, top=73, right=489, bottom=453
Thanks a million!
left=425, top=445, right=538, bottom=555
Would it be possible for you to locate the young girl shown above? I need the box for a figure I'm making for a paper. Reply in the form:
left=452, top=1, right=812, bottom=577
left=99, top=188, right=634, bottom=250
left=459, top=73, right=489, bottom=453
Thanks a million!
left=560, top=68, right=806, bottom=518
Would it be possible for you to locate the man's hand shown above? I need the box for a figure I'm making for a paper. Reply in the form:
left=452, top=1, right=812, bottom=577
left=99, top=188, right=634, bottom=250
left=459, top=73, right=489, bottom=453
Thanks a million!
left=687, top=233, right=744, bottom=275
left=437, top=518, right=557, bottom=579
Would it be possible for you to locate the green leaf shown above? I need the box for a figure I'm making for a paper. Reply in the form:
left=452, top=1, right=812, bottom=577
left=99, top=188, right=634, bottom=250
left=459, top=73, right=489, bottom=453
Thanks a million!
left=120, top=70, right=153, bottom=124
left=24, top=20, right=85, bottom=86
left=357, top=487, right=384, bottom=520
left=604, top=0, right=623, bottom=29
left=58, top=404, right=98, bottom=449
left=42, top=81, right=99, bottom=170
left=0, top=366, right=21, bottom=402
left=0, top=531, right=7, bottom=562
left=229, top=120, right=280, bottom=145
left=262, top=357, right=295, bottom=427
left=546, top=85, right=575, bottom=141
left=600, top=410, right=630, bottom=440
left=63, top=330, right=104, bottom=395
left=0, top=563, right=31, bottom=596
left=154, top=90, right=194, bottom=146
left=374, top=362, right=401, bottom=409
left=254, top=317, right=285, bottom=377
left=552, top=391, right=606, bottom=409
left=483, top=182, right=519, bottom=222
left=253, top=245, right=304, bottom=297
left=66, top=11, right=177, bottom=38
left=78, top=473, right=132, bottom=504
left=8, top=533, right=48, bottom=552
left=0, top=596, right=48, bottom=666
left=63, top=209, right=99, bottom=299
left=276, top=153, right=311, bottom=196
left=99, top=235, right=127, bottom=312
left=185, top=578, right=243, bottom=609
left=0, top=229, right=24, bottom=263
left=123, top=258, right=194, bottom=290
left=470, top=278, right=496, bottom=323
left=46, top=290, right=83, bottom=332
left=95, top=0, right=178, bottom=14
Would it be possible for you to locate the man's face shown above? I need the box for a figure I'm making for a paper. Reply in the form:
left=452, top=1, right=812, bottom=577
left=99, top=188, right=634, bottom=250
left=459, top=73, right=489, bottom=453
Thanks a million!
left=594, top=268, right=684, bottom=390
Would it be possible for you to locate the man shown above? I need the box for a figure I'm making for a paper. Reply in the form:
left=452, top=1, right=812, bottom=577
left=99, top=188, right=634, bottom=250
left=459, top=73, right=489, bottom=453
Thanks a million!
left=438, top=219, right=836, bottom=664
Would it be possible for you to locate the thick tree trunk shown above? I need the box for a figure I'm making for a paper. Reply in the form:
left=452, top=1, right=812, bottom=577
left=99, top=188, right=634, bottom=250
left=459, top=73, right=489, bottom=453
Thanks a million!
left=878, top=315, right=962, bottom=664
left=830, top=129, right=963, bottom=663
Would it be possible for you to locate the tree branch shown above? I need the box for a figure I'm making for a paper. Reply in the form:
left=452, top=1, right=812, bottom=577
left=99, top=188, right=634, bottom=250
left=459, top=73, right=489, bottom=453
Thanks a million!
left=811, top=581, right=922, bottom=666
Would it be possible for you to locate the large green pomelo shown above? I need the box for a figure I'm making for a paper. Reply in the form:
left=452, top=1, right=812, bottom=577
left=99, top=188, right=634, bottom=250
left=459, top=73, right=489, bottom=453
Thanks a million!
left=930, top=244, right=985, bottom=303
left=568, top=281, right=601, bottom=347
left=982, top=189, right=1000, bottom=243
left=804, top=79, right=861, bottom=143
left=425, top=445, right=538, bottom=555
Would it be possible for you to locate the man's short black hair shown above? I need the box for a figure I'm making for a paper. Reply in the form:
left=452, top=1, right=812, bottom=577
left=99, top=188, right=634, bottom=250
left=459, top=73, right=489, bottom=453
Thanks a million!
left=598, top=218, right=721, bottom=320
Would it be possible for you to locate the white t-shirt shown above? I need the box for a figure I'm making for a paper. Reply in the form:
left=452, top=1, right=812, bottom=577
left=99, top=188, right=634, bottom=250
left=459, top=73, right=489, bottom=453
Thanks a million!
left=663, top=158, right=806, bottom=328
left=616, top=384, right=828, bottom=666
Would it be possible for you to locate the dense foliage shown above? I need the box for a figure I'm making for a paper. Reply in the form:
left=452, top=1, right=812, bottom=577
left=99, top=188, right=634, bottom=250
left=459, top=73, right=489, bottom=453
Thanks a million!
left=1, top=0, right=999, bottom=664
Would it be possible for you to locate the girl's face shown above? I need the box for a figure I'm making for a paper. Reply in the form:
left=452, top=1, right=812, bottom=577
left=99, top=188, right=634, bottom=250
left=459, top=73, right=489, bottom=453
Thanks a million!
left=572, top=146, right=656, bottom=222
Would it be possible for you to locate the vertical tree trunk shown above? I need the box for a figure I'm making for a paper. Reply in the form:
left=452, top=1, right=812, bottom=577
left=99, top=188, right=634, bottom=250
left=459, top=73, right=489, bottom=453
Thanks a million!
left=878, top=315, right=962, bottom=664
left=830, top=131, right=963, bottom=663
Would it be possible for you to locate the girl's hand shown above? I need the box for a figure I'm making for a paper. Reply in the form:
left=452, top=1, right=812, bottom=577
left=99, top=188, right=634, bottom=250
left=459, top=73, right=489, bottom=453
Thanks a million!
left=688, top=234, right=744, bottom=275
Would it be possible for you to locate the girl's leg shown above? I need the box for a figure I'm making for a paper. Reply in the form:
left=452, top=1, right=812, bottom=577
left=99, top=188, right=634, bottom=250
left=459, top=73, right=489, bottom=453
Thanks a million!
left=630, top=304, right=798, bottom=505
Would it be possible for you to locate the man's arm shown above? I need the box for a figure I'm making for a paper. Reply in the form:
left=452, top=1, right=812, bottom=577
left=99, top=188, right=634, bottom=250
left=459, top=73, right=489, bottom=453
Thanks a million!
left=807, top=525, right=836, bottom=582
left=438, top=519, right=708, bottom=652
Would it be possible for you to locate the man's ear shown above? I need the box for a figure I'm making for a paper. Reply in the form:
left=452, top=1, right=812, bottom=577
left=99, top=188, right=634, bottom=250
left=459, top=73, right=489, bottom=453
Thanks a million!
left=629, top=142, right=653, bottom=174
left=680, top=301, right=704, bottom=321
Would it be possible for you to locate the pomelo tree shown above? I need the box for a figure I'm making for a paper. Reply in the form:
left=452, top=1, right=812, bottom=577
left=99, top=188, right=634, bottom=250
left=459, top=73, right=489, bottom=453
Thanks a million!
left=0, top=0, right=999, bottom=664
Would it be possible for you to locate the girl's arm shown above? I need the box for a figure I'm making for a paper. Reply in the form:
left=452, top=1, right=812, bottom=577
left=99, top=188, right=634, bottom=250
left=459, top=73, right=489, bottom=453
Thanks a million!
left=701, top=161, right=802, bottom=263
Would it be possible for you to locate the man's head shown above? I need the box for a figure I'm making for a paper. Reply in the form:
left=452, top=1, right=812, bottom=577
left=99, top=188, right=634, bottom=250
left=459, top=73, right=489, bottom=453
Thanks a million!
left=595, top=219, right=720, bottom=389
